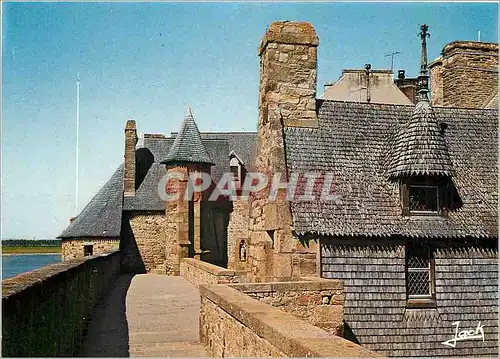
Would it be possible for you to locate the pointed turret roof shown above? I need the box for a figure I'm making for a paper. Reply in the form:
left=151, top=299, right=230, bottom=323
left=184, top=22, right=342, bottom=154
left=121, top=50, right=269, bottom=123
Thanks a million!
left=161, top=108, right=214, bottom=166
left=386, top=98, right=454, bottom=178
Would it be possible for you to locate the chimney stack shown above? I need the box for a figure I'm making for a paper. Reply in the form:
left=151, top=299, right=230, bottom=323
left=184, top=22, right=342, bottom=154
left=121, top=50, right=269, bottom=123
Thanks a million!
left=124, top=119, right=137, bottom=197
left=429, top=41, right=498, bottom=108
left=258, top=21, right=319, bottom=130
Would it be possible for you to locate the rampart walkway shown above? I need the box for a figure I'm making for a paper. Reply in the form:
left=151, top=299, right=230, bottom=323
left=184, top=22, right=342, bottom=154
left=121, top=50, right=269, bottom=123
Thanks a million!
left=81, top=274, right=206, bottom=357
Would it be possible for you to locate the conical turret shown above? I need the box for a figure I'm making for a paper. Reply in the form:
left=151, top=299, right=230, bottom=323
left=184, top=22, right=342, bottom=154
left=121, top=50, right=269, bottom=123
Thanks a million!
left=161, top=108, right=214, bottom=166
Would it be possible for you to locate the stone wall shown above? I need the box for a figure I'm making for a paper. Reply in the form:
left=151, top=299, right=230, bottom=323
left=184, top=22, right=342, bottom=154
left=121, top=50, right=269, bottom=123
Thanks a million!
left=121, top=211, right=167, bottom=273
left=227, top=199, right=250, bottom=270
left=180, top=258, right=246, bottom=286
left=429, top=41, right=498, bottom=108
left=199, top=283, right=380, bottom=357
left=230, top=277, right=344, bottom=336
left=321, top=239, right=498, bottom=357
left=2, top=250, right=121, bottom=357
left=62, top=238, right=119, bottom=261
left=164, top=166, right=190, bottom=275
left=247, top=21, right=320, bottom=282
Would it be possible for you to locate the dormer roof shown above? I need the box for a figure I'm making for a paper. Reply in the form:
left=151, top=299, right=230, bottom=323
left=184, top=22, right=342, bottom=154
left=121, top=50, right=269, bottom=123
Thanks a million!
left=161, top=108, right=214, bottom=166
left=386, top=99, right=454, bottom=178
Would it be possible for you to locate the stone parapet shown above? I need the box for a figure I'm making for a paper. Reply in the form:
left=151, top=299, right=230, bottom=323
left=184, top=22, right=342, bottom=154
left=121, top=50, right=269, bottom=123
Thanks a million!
left=199, top=281, right=381, bottom=357
left=180, top=258, right=247, bottom=286
left=230, top=277, right=345, bottom=336
left=2, top=250, right=121, bottom=357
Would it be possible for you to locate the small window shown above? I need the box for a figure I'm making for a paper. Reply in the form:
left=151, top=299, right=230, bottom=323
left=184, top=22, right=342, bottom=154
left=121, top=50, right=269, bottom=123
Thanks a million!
left=230, top=156, right=241, bottom=189
left=84, top=244, right=94, bottom=257
left=230, top=165, right=239, bottom=183
left=408, top=185, right=438, bottom=213
left=406, top=243, right=435, bottom=307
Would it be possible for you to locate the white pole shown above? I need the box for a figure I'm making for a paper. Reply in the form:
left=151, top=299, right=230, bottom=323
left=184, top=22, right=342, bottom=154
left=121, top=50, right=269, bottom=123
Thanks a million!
left=76, top=73, right=80, bottom=216
left=478, top=31, right=481, bottom=42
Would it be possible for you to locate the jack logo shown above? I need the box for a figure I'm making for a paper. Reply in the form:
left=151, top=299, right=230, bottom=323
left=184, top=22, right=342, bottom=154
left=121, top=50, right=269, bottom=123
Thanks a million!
left=441, top=321, right=485, bottom=348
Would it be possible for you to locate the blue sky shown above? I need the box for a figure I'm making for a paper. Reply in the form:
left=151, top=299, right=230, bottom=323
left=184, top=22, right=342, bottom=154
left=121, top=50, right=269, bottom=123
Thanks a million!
left=2, top=2, right=498, bottom=239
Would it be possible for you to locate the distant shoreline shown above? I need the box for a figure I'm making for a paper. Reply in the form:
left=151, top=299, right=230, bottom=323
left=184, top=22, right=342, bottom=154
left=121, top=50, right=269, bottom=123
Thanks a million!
left=2, top=246, right=61, bottom=255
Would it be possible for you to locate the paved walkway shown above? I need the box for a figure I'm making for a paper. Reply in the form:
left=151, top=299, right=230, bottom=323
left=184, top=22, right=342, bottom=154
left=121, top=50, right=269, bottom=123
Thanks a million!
left=82, top=274, right=207, bottom=357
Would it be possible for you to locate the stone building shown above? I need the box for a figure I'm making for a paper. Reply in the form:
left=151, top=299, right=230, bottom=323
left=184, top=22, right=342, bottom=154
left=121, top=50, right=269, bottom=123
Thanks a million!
left=245, top=21, right=498, bottom=357
left=59, top=20, right=498, bottom=357
left=321, top=67, right=413, bottom=105
left=59, top=112, right=257, bottom=273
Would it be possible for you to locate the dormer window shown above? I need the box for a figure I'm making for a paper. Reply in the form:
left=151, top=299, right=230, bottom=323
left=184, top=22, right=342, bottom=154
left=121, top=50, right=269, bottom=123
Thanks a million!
left=229, top=151, right=246, bottom=191
left=408, top=185, right=438, bottom=213
left=400, top=176, right=450, bottom=217
left=230, top=157, right=241, bottom=188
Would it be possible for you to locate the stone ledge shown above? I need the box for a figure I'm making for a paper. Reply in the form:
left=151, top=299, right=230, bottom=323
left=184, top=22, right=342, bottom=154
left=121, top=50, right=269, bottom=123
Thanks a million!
left=200, top=284, right=381, bottom=357
left=180, top=258, right=248, bottom=286
left=182, top=258, right=243, bottom=276
left=230, top=277, right=342, bottom=293
left=2, top=250, right=120, bottom=299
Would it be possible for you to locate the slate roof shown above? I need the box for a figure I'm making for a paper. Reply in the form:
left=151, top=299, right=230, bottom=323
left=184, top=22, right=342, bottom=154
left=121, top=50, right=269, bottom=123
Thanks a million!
left=386, top=99, right=454, bottom=178
left=59, top=128, right=257, bottom=234
left=123, top=133, right=255, bottom=211
left=58, top=165, right=124, bottom=238
left=483, top=90, right=498, bottom=109
left=123, top=163, right=166, bottom=211
left=284, top=100, right=498, bottom=238
left=175, top=132, right=258, bottom=167
left=161, top=109, right=214, bottom=166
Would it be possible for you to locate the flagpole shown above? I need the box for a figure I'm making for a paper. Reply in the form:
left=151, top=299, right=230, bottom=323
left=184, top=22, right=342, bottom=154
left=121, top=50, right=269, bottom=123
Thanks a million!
left=75, top=72, right=80, bottom=216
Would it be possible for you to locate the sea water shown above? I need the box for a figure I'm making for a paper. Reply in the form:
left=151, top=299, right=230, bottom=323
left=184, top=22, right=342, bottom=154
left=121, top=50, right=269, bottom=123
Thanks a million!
left=2, top=254, right=61, bottom=279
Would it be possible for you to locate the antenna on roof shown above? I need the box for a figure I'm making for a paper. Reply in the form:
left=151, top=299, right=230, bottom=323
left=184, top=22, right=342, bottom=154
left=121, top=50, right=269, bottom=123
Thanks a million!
left=385, top=51, right=401, bottom=71
left=75, top=72, right=80, bottom=216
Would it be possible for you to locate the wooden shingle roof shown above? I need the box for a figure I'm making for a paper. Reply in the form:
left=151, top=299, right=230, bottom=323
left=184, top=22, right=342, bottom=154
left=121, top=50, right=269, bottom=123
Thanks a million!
left=284, top=100, right=497, bottom=238
left=386, top=99, right=454, bottom=178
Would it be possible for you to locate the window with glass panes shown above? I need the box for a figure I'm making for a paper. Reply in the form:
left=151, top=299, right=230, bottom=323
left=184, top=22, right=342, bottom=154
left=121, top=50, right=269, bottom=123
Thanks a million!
left=406, top=244, right=435, bottom=299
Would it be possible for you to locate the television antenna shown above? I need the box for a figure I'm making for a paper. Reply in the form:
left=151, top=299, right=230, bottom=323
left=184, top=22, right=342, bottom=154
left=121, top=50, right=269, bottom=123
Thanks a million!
left=385, top=51, right=401, bottom=71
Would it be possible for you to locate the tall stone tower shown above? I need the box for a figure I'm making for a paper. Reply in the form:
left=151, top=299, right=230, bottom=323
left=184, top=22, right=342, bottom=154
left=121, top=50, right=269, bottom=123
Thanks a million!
left=248, top=21, right=319, bottom=282
left=429, top=41, right=498, bottom=108
left=161, top=108, right=214, bottom=275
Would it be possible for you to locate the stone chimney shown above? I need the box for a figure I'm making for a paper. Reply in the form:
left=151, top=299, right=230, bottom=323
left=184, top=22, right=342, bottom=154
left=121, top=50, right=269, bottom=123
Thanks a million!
left=247, top=21, right=320, bottom=282
left=429, top=41, right=498, bottom=108
left=258, top=21, right=319, bottom=131
left=124, top=119, right=138, bottom=197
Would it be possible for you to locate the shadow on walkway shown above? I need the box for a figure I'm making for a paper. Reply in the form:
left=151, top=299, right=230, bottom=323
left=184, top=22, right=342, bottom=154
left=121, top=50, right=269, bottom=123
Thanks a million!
left=81, top=274, right=134, bottom=357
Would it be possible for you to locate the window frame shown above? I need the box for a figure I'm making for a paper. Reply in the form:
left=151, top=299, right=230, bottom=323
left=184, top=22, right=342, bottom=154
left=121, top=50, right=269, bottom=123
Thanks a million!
left=400, top=176, right=450, bottom=217
left=408, top=184, right=440, bottom=215
left=405, top=243, right=436, bottom=308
